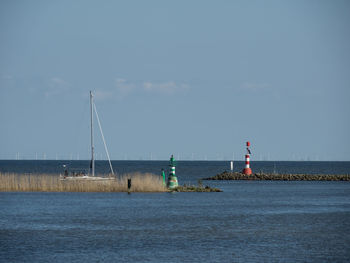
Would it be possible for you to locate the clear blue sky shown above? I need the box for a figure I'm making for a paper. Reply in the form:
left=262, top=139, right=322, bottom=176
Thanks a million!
left=1, top=0, right=349, bottom=161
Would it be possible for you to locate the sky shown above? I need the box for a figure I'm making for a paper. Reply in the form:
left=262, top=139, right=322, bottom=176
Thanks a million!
left=0, top=0, right=349, bottom=161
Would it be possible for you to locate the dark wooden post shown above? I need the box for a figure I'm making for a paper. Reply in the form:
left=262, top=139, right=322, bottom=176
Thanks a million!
left=127, top=178, right=131, bottom=194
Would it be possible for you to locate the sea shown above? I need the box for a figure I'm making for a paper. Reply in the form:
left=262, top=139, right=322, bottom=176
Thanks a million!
left=1, top=160, right=350, bottom=262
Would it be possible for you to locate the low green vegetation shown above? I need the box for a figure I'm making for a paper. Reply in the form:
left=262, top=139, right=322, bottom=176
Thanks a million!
left=170, top=180, right=222, bottom=192
left=172, top=185, right=222, bottom=192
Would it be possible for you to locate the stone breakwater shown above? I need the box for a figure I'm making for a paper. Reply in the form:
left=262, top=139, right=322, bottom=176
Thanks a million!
left=172, top=185, right=222, bottom=192
left=203, top=171, right=350, bottom=181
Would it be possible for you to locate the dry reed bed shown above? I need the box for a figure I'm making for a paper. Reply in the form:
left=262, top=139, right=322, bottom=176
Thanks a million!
left=0, top=173, right=166, bottom=192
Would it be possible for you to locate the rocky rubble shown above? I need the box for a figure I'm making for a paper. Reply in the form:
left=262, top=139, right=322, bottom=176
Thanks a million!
left=203, top=171, right=350, bottom=181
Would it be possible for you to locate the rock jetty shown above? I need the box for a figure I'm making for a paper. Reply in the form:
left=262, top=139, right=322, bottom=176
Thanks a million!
left=203, top=171, right=350, bottom=181
left=171, top=184, right=222, bottom=192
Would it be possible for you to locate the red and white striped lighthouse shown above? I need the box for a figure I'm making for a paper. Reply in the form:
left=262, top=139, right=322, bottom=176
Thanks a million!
left=242, top=141, right=252, bottom=175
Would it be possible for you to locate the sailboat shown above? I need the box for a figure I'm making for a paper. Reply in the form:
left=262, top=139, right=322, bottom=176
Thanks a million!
left=60, top=91, right=115, bottom=181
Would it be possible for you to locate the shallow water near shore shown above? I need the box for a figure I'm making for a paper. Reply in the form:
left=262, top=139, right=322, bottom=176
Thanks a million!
left=1, top=161, right=350, bottom=262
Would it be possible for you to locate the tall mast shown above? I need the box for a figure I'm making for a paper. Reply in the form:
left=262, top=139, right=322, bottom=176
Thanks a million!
left=93, top=103, right=115, bottom=175
left=90, top=91, right=95, bottom=177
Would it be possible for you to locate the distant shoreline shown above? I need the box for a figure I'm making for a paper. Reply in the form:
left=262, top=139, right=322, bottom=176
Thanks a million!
left=204, top=171, right=350, bottom=181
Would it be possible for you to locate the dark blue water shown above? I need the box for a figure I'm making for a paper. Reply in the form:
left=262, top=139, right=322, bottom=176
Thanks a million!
left=1, top=161, right=350, bottom=262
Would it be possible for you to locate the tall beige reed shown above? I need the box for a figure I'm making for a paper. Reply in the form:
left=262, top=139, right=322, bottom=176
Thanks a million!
left=0, top=173, right=166, bottom=192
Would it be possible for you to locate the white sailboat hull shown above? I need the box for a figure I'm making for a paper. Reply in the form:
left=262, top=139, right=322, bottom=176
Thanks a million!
left=60, top=175, right=115, bottom=181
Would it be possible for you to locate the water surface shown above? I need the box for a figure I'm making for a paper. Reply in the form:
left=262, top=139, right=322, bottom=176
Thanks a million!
left=0, top=161, right=350, bottom=262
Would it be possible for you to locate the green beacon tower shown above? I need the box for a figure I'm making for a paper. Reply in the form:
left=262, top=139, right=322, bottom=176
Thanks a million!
left=167, top=155, right=178, bottom=189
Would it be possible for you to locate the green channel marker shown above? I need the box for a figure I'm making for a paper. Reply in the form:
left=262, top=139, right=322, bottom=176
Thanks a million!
left=167, top=154, right=178, bottom=189
left=161, top=169, right=166, bottom=186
